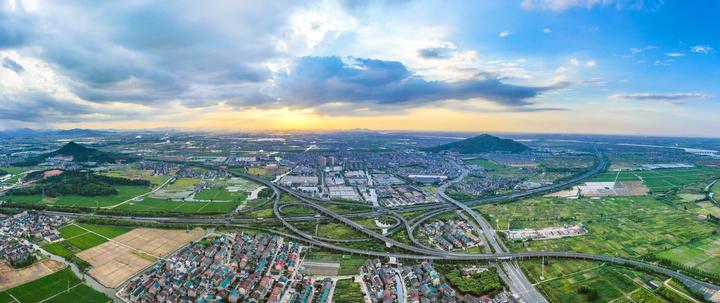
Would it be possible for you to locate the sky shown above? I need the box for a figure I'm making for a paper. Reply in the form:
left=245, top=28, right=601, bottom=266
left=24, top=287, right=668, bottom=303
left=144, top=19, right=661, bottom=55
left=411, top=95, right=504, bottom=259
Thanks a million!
left=1, top=0, right=719, bottom=136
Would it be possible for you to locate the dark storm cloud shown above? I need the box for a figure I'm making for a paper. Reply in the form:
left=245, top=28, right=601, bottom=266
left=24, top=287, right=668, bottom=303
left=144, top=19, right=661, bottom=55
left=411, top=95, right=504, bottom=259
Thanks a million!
left=2, top=57, right=24, bottom=73
left=0, top=92, right=92, bottom=122
left=275, top=56, right=567, bottom=108
left=417, top=46, right=453, bottom=59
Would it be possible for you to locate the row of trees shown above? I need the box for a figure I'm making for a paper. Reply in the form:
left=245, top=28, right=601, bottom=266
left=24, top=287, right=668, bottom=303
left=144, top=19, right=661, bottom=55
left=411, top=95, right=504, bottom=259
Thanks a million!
left=9, top=171, right=150, bottom=197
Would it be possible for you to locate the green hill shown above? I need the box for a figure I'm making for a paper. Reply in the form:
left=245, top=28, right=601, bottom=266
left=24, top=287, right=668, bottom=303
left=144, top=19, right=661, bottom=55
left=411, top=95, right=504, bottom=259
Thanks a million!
left=423, top=134, right=528, bottom=154
left=17, top=142, right=126, bottom=166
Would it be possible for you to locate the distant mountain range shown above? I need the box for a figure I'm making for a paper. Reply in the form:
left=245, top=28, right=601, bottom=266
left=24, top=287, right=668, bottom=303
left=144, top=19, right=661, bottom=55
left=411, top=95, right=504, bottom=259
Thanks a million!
left=423, top=134, right=529, bottom=154
left=17, top=141, right=126, bottom=166
left=0, top=128, right=112, bottom=138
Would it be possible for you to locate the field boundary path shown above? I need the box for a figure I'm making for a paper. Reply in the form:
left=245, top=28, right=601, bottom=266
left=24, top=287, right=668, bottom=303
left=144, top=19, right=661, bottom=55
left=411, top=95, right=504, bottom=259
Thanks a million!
left=102, top=177, right=175, bottom=209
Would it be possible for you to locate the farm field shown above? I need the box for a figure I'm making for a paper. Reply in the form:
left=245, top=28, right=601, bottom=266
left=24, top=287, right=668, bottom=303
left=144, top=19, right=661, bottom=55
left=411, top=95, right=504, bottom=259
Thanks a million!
left=77, top=228, right=203, bottom=288
left=590, top=167, right=720, bottom=192
left=478, top=196, right=719, bottom=271
left=655, top=236, right=720, bottom=277
left=57, top=223, right=133, bottom=252
left=303, top=249, right=366, bottom=275
left=100, top=167, right=172, bottom=186
left=114, top=196, right=240, bottom=214
left=0, top=259, right=65, bottom=291
left=2, top=185, right=150, bottom=208
left=526, top=260, right=664, bottom=303
left=333, top=278, right=365, bottom=303
left=463, top=157, right=502, bottom=170
left=0, top=268, right=110, bottom=303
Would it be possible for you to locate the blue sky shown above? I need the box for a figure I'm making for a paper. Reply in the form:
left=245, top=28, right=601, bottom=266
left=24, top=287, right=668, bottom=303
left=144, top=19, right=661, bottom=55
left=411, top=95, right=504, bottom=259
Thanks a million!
left=0, top=0, right=718, bottom=136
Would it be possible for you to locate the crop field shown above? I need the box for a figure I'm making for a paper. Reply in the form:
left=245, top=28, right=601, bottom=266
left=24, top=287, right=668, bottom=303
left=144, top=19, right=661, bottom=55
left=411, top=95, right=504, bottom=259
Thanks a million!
left=334, top=278, right=365, bottom=303
left=166, top=177, right=200, bottom=190
left=115, top=197, right=240, bottom=213
left=303, top=249, right=367, bottom=275
left=2, top=185, right=150, bottom=208
left=101, top=168, right=172, bottom=186
left=463, top=157, right=502, bottom=170
left=655, top=236, right=720, bottom=276
left=58, top=224, right=133, bottom=251
left=479, top=196, right=718, bottom=266
left=0, top=259, right=65, bottom=291
left=529, top=261, right=663, bottom=303
left=194, top=187, right=248, bottom=201
left=590, top=167, right=720, bottom=192
left=77, top=228, right=203, bottom=288
left=0, top=268, right=110, bottom=303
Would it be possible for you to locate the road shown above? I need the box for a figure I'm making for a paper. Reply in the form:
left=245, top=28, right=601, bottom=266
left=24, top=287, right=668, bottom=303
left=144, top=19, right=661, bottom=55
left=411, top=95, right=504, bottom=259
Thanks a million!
left=16, top=146, right=720, bottom=301
left=438, top=160, right=547, bottom=303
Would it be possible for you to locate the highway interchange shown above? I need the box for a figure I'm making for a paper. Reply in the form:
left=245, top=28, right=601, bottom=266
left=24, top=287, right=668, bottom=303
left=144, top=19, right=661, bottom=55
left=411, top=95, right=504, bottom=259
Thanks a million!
left=24, top=146, right=720, bottom=302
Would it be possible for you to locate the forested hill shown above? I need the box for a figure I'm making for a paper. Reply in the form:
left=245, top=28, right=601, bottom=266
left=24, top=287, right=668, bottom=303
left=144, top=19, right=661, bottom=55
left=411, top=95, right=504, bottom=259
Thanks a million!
left=423, top=134, right=529, bottom=154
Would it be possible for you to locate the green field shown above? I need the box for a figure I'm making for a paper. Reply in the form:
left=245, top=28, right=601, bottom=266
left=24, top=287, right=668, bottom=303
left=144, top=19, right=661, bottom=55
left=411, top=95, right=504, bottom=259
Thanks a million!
left=655, top=236, right=720, bottom=277
left=2, top=185, right=150, bottom=208
left=528, top=260, right=663, bottom=303
left=114, top=197, right=240, bottom=214
left=194, top=187, right=248, bottom=201
left=302, top=249, right=367, bottom=275
left=100, top=167, right=171, bottom=186
left=591, top=167, right=720, bottom=192
left=0, top=268, right=110, bottom=303
left=42, top=242, right=76, bottom=258
left=166, top=177, right=200, bottom=190
left=333, top=279, right=365, bottom=303
left=479, top=196, right=719, bottom=269
left=57, top=224, right=133, bottom=251
left=464, top=157, right=502, bottom=170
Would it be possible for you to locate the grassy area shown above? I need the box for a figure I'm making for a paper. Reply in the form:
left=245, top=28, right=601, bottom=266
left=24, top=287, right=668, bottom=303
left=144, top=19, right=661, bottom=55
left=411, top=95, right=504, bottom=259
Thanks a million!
left=42, top=242, right=76, bottom=258
left=78, top=224, right=132, bottom=238
left=114, top=197, right=240, bottom=214
left=100, top=168, right=171, bottom=186
left=58, top=223, right=133, bottom=251
left=464, top=157, right=503, bottom=170
left=194, top=187, right=248, bottom=201
left=0, top=268, right=110, bottom=303
left=529, top=261, right=663, bottom=303
left=655, top=235, right=720, bottom=278
left=303, top=249, right=367, bottom=275
left=167, top=177, right=200, bottom=190
left=2, top=185, right=150, bottom=208
left=479, top=196, right=717, bottom=261
left=591, top=167, right=720, bottom=192
left=65, top=233, right=108, bottom=250
left=334, top=279, right=365, bottom=303
left=59, top=224, right=88, bottom=239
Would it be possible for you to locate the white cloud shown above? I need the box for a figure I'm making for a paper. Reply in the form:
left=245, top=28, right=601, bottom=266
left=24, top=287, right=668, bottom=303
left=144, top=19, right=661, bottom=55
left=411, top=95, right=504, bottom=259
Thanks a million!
left=664, top=52, right=686, bottom=57
left=569, top=58, right=580, bottom=65
left=542, top=28, right=552, bottom=33
left=499, top=31, right=510, bottom=38
left=691, top=45, right=713, bottom=54
left=585, top=60, right=596, bottom=67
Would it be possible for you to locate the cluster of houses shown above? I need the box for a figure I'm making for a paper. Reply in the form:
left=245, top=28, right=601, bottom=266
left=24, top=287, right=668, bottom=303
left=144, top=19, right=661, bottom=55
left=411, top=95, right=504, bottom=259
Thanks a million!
left=120, top=232, right=302, bottom=303
left=0, top=211, right=65, bottom=268
left=285, top=277, right=334, bottom=303
left=400, top=261, right=468, bottom=303
left=422, top=220, right=483, bottom=251
left=0, top=234, right=35, bottom=267
left=362, top=259, right=404, bottom=303
left=0, top=211, right=65, bottom=243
